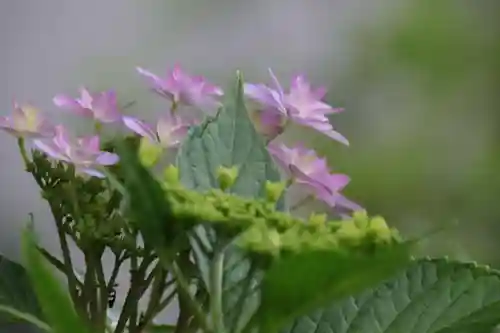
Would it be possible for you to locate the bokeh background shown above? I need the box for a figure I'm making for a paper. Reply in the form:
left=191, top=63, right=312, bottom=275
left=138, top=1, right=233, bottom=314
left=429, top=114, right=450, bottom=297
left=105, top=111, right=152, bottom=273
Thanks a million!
left=1, top=0, right=500, bottom=326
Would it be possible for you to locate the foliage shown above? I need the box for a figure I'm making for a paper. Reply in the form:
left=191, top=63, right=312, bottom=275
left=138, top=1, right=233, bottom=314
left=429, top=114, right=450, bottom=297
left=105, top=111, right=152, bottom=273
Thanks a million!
left=0, top=61, right=497, bottom=333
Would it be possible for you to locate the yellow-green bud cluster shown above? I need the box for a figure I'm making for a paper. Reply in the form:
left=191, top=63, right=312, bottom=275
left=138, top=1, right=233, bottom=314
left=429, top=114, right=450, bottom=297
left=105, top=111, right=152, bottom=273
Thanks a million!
left=160, top=166, right=402, bottom=256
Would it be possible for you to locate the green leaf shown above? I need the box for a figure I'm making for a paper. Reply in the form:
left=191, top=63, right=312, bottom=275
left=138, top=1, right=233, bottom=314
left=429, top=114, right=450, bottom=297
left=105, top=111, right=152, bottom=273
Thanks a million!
left=177, top=70, right=281, bottom=197
left=21, top=225, right=90, bottom=333
left=177, top=71, right=282, bottom=332
left=145, top=324, right=176, bottom=332
left=113, top=139, right=176, bottom=255
left=0, top=255, right=43, bottom=330
left=255, top=244, right=412, bottom=333
left=283, top=258, right=500, bottom=333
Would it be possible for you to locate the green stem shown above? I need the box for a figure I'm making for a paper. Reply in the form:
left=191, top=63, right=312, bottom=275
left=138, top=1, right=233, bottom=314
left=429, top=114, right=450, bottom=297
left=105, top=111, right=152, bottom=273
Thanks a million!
left=107, top=253, right=125, bottom=291
left=94, top=254, right=108, bottom=332
left=37, top=246, right=83, bottom=288
left=114, top=255, right=155, bottom=333
left=139, top=282, right=176, bottom=332
left=231, top=263, right=257, bottom=333
left=128, top=252, right=139, bottom=333
left=171, top=261, right=212, bottom=333
left=50, top=202, right=84, bottom=317
left=82, top=252, right=98, bottom=327
left=16, top=137, right=31, bottom=170
left=210, top=248, right=225, bottom=333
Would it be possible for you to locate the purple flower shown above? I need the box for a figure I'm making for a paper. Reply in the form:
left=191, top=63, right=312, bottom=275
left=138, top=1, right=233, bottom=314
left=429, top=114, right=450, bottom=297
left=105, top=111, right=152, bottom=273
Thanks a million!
left=123, top=113, right=196, bottom=148
left=249, top=109, right=286, bottom=141
left=244, top=69, right=348, bottom=145
left=34, top=125, right=119, bottom=178
left=53, top=88, right=122, bottom=123
left=136, top=65, right=223, bottom=112
left=0, top=103, right=55, bottom=138
left=268, top=142, right=361, bottom=212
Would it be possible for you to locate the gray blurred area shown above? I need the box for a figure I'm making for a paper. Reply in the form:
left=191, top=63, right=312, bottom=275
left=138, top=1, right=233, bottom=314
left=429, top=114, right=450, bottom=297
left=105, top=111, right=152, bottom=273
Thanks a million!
left=1, top=0, right=500, bottom=327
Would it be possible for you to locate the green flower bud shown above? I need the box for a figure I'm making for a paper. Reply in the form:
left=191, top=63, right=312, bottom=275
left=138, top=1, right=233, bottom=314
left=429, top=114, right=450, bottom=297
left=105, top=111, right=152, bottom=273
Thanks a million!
left=336, top=220, right=366, bottom=243
left=352, top=210, right=369, bottom=229
left=265, top=180, right=286, bottom=203
left=217, top=165, right=239, bottom=191
left=308, top=213, right=327, bottom=227
left=163, top=165, right=180, bottom=185
left=369, top=216, right=392, bottom=242
left=138, top=137, right=163, bottom=167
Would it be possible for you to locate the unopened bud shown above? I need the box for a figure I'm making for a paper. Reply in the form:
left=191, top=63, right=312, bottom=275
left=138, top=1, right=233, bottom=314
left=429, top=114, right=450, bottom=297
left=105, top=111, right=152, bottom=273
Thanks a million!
left=308, top=213, right=327, bottom=227
left=217, top=166, right=239, bottom=191
left=336, top=220, right=366, bottom=242
left=352, top=210, right=369, bottom=229
left=163, top=165, right=179, bottom=185
left=265, top=181, right=286, bottom=203
left=138, top=137, right=162, bottom=167
left=369, top=216, right=392, bottom=242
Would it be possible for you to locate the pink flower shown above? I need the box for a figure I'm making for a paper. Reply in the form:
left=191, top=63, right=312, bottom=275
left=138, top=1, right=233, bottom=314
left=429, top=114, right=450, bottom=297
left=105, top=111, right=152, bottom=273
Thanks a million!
left=249, top=109, right=286, bottom=141
left=136, top=65, right=223, bottom=112
left=123, top=113, right=196, bottom=148
left=34, top=125, right=119, bottom=178
left=244, top=69, right=348, bottom=145
left=0, top=103, right=55, bottom=138
left=53, top=88, right=122, bottom=123
left=268, top=142, right=361, bottom=212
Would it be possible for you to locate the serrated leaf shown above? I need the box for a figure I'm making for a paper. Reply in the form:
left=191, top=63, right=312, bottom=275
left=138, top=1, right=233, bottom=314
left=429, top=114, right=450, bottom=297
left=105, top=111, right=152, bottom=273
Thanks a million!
left=283, top=258, right=500, bottom=333
left=177, top=71, right=282, bottom=332
left=0, top=255, right=45, bottom=332
left=21, top=225, right=90, bottom=333
left=255, top=244, right=412, bottom=333
left=177, top=70, right=281, bottom=198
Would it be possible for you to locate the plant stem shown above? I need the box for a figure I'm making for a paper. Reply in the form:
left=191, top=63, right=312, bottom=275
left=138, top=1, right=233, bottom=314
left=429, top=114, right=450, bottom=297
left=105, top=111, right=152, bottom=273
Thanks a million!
left=114, top=255, right=155, bottom=333
left=107, top=253, right=125, bottom=291
left=16, top=137, right=31, bottom=170
left=128, top=251, right=139, bottom=333
left=210, top=248, right=225, bottom=333
left=82, top=252, right=98, bottom=328
left=141, top=266, right=167, bottom=325
left=37, top=246, right=84, bottom=288
left=171, top=261, right=212, bottom=333
left=50, top=202, right=84, bottom=317
left=94, top=254, right=108, bottom=332
left=231, top=263, right=258, bottom=333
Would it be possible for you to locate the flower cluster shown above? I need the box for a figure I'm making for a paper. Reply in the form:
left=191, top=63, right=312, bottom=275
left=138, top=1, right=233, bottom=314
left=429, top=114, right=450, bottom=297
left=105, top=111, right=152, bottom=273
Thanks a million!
left=245, top=69, right=360, bottom=214
left=1, top=65, right=359, bottom=212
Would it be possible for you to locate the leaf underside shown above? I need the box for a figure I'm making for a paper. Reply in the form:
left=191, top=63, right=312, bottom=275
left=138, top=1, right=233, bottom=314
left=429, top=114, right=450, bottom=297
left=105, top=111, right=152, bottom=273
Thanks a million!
left=177, top=71, right=282, bottom=331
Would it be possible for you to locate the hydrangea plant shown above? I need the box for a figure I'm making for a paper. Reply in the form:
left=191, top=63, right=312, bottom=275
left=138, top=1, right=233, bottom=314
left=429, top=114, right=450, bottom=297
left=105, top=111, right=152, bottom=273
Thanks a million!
left=1, top=65, right=500, bottom=333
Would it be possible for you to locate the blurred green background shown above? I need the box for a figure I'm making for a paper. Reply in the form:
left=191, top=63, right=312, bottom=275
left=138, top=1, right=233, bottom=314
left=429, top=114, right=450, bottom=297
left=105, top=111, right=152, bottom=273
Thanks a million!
left=2, top=0, right=500, bottom=269
left=286, top=0, right=500, bottom=265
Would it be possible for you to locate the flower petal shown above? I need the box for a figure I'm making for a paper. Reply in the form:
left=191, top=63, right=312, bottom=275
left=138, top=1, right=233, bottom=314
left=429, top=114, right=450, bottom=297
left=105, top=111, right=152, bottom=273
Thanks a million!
left=79, top=88, right=94, bottom=109
left=53, top=125, right=73, bottom=155
left=33, top=139, right=69, bottom=161
left=268, top=68, right=285, bottom=100
left=92, top=90, right=122, bottom=123
left=53, top=94, right=93, bottom=117
left=95, top=152, right=119, bottom=166
left=78, top=136, right=101, bottom=153
left=78, top=167, right=106, bottom=178
left=332, top=194, right=363, bottom=212
left=294, top=117, right=349, bottom=146
left=244, top=83, right=285, bottom=114
left=123, top=116, right=158, bottom=142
